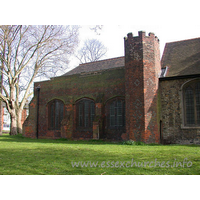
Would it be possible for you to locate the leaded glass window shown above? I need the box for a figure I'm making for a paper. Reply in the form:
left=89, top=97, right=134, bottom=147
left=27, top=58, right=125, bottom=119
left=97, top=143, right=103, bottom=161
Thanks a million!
left=185, top=86, right=195, bottom=125
left=184, top=80, right=200, bottom=126
left=76, top=99, right=95, bottom=128
left=48, top=100, right=64, bottom=130
left=107, top=98, right=125, bottom=129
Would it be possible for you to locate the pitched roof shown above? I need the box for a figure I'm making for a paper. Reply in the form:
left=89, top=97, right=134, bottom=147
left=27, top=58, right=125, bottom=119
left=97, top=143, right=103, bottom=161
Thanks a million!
left=161, top=37, right=200, bottom=77
left=63, top=56, right=124, bottom=76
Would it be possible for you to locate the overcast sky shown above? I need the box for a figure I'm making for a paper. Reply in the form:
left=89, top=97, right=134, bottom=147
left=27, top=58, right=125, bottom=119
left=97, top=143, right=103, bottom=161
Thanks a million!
left=66, top=0, right=199, bottom=70
left=68, top=23, right=200, bottom=70
left=2, top=0, right=200, bottom=72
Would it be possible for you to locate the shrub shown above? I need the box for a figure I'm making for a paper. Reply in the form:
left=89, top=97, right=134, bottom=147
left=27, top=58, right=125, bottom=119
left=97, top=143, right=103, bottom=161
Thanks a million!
left=122, top=140, right=146, bottom=145
left=122, top=140, right=135, bottom=145
left=134, top=141, right=145, bottom=145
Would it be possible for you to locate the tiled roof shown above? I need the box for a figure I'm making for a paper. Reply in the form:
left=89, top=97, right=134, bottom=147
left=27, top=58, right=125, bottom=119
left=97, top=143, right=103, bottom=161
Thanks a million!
left=161, top=37, right=200, bottom=77
left=63, top=56, right=124, bottom=76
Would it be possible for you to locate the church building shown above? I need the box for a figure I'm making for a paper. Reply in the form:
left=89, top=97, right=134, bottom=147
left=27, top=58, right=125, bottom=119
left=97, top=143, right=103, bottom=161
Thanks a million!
left=23, top=31, right=200, bottom=144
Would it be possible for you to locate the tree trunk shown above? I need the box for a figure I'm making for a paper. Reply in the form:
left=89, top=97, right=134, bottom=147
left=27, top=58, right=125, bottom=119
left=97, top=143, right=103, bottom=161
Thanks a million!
left=9, top=85, right=18, bottom=135
left=17, top=109, right=23, bottom=134
left=10, top=112, right=18, bottom=135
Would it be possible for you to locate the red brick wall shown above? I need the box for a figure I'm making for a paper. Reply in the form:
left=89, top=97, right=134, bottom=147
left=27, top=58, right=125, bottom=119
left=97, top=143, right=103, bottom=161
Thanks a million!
left=23, top=98, right=37, bottom=138
left=23, top=31, right=161, bottom=143
left=125, top=31, right=161, bottom=143
left=23, top=67, right=125, bottom=140
left=21, top=109, right=27, bottom=126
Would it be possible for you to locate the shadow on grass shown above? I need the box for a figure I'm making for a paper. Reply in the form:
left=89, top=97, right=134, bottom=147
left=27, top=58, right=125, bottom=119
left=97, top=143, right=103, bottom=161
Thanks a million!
left=0, top=134, right=199, bottom=147
left=0, top=134, right=119, bottom=146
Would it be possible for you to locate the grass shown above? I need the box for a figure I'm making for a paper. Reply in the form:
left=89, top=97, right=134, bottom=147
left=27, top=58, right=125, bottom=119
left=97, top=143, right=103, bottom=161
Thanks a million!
left=0, top=134, right=199, bottom=175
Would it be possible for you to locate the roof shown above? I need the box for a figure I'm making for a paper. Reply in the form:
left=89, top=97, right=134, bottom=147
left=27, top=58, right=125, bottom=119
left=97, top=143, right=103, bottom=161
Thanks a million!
left=63, top=56, right=124, bottom=76
left=161, top=37, right=200, bottom=77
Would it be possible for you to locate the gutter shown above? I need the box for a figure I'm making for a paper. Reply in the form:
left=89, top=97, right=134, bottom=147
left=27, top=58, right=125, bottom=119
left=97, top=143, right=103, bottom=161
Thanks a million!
left=159, top=74, right=200, bottom=81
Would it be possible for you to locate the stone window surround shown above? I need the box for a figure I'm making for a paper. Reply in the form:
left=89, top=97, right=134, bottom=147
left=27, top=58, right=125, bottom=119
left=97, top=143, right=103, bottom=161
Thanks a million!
left=180, top=78, right=200, bottom=129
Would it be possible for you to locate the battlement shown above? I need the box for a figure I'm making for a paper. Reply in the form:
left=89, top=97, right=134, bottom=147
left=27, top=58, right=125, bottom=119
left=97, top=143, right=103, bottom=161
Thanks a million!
left=125, top=31, right=159, bottom=42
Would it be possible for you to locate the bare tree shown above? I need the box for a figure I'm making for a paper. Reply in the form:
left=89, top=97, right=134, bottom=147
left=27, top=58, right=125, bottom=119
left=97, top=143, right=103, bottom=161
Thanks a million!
left=90, top=25, right=103, bottom=35
left=76, top=39, right=107, bottom=64
left=0, top=25, right=79, bottom=135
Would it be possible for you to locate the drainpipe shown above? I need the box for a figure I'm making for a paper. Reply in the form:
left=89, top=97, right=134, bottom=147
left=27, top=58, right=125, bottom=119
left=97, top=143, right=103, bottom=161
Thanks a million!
left=160, top=120, right=162, bottom=144
left=36, top=85, right=41, bottom=139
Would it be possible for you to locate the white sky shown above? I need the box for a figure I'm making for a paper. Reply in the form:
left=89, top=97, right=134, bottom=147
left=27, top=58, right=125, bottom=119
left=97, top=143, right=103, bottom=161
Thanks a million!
left=64, top=0, right=199, bottom=71
left=1, top=0, right=200, bottom=72
left=68, top=23, right=200, bottom=71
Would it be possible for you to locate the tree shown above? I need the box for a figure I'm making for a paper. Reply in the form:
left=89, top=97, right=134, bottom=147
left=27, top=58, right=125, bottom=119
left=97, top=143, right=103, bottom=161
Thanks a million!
left=0, top=25, right=79, bottom=135
left=90, top=25, right=103, bottom=35
left=76, top=39, right=107, bottom=64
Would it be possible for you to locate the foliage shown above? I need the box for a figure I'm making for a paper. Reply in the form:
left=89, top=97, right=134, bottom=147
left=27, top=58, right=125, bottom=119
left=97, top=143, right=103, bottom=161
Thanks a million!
left=122, top=140, right=135, bottom=145
left=122, top=140, right=146, bottom=145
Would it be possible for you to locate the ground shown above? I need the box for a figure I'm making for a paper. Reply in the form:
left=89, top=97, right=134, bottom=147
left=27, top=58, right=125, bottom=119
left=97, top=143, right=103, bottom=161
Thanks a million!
left=0, top=134, right=199, bottom=175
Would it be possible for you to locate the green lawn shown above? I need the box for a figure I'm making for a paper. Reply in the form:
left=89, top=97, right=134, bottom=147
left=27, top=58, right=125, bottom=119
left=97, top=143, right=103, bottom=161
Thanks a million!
left=0, top=134, right=199, bottom=175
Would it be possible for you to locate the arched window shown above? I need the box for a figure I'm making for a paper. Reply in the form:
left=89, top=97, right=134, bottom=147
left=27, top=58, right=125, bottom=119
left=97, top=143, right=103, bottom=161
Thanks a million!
left=48, top=99, right=64, bottom=130
left=183, top=81, right=200, bottom=126
left=106, top=98, right=125, bottom=129
left=76, top=98, right=95, bottom=128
